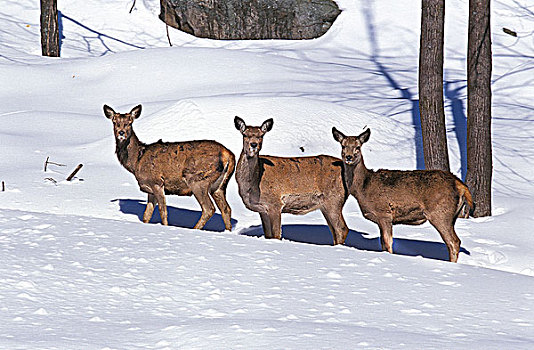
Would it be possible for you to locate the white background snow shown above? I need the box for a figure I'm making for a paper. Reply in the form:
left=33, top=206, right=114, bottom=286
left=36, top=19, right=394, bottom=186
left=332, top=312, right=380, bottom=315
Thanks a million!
left=0, top=0, right=533, bottom=348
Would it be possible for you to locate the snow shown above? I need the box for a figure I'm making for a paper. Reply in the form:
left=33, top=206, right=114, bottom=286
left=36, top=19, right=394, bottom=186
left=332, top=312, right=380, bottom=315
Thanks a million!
left=1, top=0, right=533, bottom=348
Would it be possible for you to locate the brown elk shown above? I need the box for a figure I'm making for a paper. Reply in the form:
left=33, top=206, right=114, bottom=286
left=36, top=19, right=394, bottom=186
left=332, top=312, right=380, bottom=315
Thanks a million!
left=104, top=104, right=235, bottom=230
left=234, top=116, right=349, bottom=244
left=332, top=127, right=473, bottom=262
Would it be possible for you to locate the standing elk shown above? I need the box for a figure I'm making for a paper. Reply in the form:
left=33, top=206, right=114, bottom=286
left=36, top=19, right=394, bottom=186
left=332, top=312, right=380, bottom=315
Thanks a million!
left=234, top=116, right=349, bottom=244
left=104, top=104, right=235, bottom=230
left=332, top=127, right=473, bottom=262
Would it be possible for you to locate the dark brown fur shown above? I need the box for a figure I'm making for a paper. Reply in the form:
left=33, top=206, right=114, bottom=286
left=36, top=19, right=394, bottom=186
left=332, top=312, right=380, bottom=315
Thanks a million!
left=333, top=127, right=473, bottom=262
left=104, top=104, right=235, bottom=230
left=234, top=117, right=349, bottom=244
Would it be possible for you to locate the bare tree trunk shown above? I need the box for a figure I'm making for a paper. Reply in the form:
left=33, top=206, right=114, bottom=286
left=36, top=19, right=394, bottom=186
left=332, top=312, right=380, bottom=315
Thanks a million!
left=466, top=0, right=492, bottom=217
left=418, top=0, right=449, bottom=171
left=40, top=0, right=59, bottom=57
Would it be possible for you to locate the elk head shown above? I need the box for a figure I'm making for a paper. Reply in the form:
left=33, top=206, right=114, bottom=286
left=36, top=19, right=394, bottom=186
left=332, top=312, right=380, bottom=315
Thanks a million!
left=234, top=116, right=273, bottom=158
left=332, top=127, right=371, bottom=166
left=103, top=104, right=142, bottom=143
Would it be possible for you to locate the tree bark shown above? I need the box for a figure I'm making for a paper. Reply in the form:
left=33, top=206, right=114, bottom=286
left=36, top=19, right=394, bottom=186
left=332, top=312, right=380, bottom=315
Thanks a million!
left=418, top=0, right=449, bottom=171
left=40, top=0, right=60, bottom=57
left=466, top=0, right=492, bottom=217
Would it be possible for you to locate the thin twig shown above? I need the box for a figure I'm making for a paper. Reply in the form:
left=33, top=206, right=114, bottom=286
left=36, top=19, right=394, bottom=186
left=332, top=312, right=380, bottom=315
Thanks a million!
left=166, top=25, right=173, bottom=47
left=502, top=28, right=517, bottom=37
left=44, top=156, right=66, bottom=172
left=45, top=177, right=58, bottom=185
left=67, top=164, right=83, bottom=181
left=1, top=181, right=4, bottom=192
left=129, top=0, right=137, bottom=13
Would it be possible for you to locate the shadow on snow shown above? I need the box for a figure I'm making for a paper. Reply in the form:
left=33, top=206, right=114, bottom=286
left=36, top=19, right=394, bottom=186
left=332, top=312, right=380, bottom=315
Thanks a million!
left=115, top=199, right=469, bottom=262
left=240, top=224, right=470, bottom=262
left=115, top=198, right=236, bottom=232
left=59, top=12, right=145, bottom=55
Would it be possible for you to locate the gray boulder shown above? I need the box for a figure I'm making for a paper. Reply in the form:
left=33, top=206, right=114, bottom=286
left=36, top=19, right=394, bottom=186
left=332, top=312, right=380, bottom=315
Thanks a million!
left=159, top=0, right=341, bottom=40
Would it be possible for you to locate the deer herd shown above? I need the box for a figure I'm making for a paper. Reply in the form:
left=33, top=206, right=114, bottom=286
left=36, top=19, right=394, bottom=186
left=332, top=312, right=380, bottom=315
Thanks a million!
left=104, top=104, right=473, bottom=263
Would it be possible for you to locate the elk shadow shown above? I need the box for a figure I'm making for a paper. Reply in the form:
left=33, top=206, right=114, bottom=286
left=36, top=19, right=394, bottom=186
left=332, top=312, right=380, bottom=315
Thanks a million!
left=240, top=224, right=470, bottom=262
left=115, top=199, right=236, bottom=232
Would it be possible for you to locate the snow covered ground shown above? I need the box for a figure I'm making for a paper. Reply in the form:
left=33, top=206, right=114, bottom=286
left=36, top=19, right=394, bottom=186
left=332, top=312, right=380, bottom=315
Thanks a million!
left=0, top=0, right=533, bottom=348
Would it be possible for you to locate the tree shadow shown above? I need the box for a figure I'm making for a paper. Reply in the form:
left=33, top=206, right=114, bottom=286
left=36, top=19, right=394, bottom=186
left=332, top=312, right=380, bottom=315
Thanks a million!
left=114, top=199, right=236, bottom=232
left=445, top=80, right=468, bottom=180
left=240, top=224, right=470, bottom=262
left=60, top=13, right=144, bottom=55
left=362, top=2, right=425, bottom=170
left=58, top=11, right=64, bottom=54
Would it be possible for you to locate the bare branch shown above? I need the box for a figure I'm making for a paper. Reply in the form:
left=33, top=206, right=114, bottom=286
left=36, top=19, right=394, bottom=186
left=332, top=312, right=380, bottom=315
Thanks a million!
left=166, top=25, right=173, bottom=47
left=502, top=28, right=517, bottom=37
left=44, top=156, right=66, bottom=172
left=67, top=164, right=83, bottom=181
left=129, top=0, right=137, bottom=13
left=44, top=177, right=58, bottom=185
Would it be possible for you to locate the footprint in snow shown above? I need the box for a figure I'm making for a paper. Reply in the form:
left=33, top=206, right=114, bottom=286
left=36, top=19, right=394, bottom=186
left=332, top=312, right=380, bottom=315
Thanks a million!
left=326, top=271, right=342, bottom=279
left=437, top=281, right=461, bottom=287
left=33, top=308, right=48, bottom=316
left=472, top=238, right=501, bottom=245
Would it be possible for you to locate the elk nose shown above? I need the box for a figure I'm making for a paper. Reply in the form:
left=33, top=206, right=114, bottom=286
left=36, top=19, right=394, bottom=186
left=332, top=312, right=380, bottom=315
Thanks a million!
left=346, top=155, right=353, bottom=161
left=250, top=142, right=258, bottom=149
left=118, top=131, right=125, bottom=136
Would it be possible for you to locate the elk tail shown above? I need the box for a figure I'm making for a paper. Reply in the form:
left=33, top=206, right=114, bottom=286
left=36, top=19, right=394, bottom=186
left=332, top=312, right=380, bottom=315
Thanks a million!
left=455, top=179, right=474, bottom=219
left=216, top=148, right=236, bottom=192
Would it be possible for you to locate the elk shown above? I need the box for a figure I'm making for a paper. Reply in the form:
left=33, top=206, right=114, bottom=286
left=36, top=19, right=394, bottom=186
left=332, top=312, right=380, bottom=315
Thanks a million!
left=234, top=116, right=349, bottom=244
left=332, top=127, right=473, bottom=262
left=104, top=104, right=235, bottom=230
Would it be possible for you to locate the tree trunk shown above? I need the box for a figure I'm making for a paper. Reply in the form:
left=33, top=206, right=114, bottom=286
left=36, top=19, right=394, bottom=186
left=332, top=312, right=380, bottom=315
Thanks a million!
left=418, top=0, right=449, bottom=171
left=40, top=0, right=59, bottom=57
left=466, top=0, right=492, bottom=217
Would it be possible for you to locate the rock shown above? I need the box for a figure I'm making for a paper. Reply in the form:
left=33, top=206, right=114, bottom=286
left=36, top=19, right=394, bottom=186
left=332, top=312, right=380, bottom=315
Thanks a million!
left=159, top=0, right=341, bottom=40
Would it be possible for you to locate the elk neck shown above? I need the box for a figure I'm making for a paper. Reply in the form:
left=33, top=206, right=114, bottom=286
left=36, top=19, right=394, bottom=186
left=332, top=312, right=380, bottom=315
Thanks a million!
left=237, top=151, right=262, bottom=185
left=115, top=130, right=146, bottom=174
left=236, top=151, right=263, bottom=208
left=343, top=157, right=372, bottom=197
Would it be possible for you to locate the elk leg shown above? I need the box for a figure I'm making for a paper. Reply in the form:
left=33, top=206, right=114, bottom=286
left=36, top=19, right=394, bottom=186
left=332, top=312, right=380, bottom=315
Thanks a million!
left=153, top=186, right=168, bottom=226
left=378, top=220, right=394, bottom=254
left=429, top=218, right=461, bottom=263
left=269, top=210, right=282, bottom=240
left=211, top=188, right=232, bottom=231
left=321, top=207, right=349, bottom=245
left=259, top=212, right=273, bottom=239
left=191, top=184, right=215, bottom=230
left=142, top=193, right=157, bottom=223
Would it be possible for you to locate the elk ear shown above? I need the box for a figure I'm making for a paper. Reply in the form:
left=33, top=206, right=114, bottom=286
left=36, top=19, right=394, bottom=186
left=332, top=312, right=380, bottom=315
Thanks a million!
left=359, top=128, right=371, bottom=144
left=261, top=118, right=273, bottom=133
left=103, top=105, right=116, bottom=119
left=234, top=116, right=246, bottom=133
left=332, top=127, right=346, bottom=143
left=130, top=105, right=142, bottom=119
